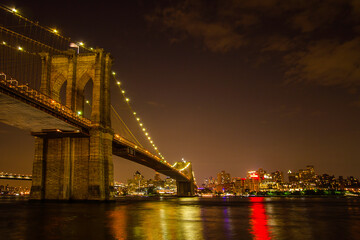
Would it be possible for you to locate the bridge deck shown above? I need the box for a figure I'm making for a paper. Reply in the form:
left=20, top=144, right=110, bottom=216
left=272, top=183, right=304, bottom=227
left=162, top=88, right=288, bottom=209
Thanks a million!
left=113, top=138, right=190, bottom=182
left=0, top=79, right=90, bottom=132
left=0, top=78, right=192, bottom=183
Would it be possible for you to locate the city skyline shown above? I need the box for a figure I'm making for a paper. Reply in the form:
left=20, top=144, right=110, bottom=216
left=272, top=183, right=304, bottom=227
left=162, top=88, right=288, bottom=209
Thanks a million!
left=1, top=0, right=360, bottom=183
left=3, top=164, right=360, bottom=197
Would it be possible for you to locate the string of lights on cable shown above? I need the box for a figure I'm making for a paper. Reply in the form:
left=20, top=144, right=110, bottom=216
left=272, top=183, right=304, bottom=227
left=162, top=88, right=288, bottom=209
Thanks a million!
left=0, top=5, right=95, bottom=54
left=112, top=72, right=166, bottom=161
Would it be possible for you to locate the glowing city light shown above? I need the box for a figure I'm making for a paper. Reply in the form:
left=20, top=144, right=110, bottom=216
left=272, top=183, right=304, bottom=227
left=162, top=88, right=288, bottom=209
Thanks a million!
left=116, top=81, right=121, bottom=85
left=53, top=29, right=58, bottom=33
left=125, top=98, right=129, bottom=102
left=112, top=71, right=116, bottom=75
left=12, top=8, right=17, bottom=13
left=18, top=46, right=23, bottom=51
left=79, top=42, right=84, bottom=46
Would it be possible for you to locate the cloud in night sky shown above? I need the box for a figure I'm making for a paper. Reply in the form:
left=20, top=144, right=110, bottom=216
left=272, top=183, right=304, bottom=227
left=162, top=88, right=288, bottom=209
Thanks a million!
left=148, top=0, right=255, bottom=53
left=149, top=0, right=360, bottom=89
left=285, top=38, right=360, bottom=87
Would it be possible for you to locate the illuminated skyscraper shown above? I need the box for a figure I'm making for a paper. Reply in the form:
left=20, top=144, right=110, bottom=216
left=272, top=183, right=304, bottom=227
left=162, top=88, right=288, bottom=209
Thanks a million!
left=217, top=170, right=231, bottom=184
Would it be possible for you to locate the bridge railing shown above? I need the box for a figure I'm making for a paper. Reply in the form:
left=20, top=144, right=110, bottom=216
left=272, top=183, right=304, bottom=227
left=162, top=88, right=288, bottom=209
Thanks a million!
left=113, top=134, right=190, bottom=180
left=0, top=72, right=92, bottom=127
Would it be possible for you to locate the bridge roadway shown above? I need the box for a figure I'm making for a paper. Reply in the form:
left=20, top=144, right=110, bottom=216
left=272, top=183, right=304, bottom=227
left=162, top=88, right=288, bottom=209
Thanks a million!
left=0, top=173, right=32, bottom=180
left=0, top=77, right=191, bottom=183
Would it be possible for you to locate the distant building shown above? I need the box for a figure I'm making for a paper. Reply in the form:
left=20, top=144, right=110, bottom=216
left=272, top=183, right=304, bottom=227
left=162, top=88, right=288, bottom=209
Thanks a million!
left=271, top=171, right=284, bottom=184
left=127, top=171, right=146, bottom=193
left=153, top=172, right=164, bottom=188
left=154, top=172, right=161, bottom=181
left=233, top=177, right=246, bottom=194
left=299, top=165, right=316, bottom=182
left=288, top=170, right=298, bottom=183
left=217, top=171, right=231, bottom=185
left=246, top=170, right=261, bottom=192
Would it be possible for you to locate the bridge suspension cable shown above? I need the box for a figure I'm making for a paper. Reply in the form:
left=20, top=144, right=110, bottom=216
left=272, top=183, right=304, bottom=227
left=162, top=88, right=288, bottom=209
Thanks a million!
left=112, top=72, right=165, bottom=160
left=111, top=105, right=143, bottom=148
left=0, top=4, right=95, bottom=91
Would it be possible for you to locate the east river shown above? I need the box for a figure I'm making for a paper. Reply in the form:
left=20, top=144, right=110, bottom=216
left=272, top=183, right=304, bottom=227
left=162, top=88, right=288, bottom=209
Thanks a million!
left=0, top=197, right=360, bottom=239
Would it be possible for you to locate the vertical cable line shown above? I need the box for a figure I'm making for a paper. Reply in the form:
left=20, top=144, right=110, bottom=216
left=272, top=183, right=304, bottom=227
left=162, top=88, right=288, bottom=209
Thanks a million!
left=111, top=105, right=143, bottom=148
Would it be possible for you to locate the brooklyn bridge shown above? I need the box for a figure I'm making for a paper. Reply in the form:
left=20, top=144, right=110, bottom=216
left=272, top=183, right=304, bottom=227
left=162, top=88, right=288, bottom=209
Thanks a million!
left=0, top=6, right=196, bottom=200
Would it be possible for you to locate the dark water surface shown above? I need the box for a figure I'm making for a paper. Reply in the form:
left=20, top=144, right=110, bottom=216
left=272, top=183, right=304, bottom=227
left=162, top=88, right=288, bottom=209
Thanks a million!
left=0, top=197, right=360, bottom=240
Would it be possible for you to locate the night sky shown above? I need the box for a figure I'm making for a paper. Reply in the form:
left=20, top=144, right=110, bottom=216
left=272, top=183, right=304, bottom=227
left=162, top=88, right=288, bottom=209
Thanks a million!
left=1, top=0, right=360, bottom=184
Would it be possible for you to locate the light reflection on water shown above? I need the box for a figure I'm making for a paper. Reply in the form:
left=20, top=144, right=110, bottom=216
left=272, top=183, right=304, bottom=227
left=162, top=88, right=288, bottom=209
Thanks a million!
left=1, top=197, right=360, bottom=239
left=249, top=197, right=271, bottom=240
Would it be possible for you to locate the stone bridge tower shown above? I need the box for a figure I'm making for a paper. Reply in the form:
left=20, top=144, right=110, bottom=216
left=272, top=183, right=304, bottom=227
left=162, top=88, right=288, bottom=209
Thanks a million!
left=173, top=160, right=195, bottom=196
left=30, top=49, right=114, bottom=201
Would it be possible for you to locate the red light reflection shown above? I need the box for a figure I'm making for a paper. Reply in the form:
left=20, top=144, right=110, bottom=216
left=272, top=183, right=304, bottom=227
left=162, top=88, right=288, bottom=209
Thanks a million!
left=249, top=197, right=271, bottom=240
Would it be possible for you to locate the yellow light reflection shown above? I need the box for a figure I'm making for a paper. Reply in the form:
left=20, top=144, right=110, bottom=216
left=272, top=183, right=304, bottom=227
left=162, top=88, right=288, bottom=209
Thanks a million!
left=108, top=206, right=127, bottom=240
left=179, top=204, right=204, bottom=240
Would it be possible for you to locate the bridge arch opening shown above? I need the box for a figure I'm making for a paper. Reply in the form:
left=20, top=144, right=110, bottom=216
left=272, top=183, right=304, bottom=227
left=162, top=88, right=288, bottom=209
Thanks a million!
left=59, top=80, right=67, bottom=106
left=51, top=73, right=67, bottom=103
left=83, top=79, right=93, bottom=119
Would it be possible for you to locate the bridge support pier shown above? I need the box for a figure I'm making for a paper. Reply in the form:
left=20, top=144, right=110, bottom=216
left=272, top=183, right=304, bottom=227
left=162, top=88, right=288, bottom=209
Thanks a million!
left=30, top=128, right=114, bottom=201
left=176, top=181, right=195, bottom=197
